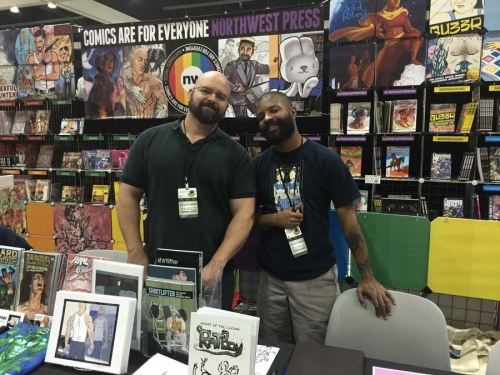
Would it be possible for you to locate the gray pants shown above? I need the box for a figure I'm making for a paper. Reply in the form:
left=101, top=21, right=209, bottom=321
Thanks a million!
left=257, top=265, right=340, bottom=345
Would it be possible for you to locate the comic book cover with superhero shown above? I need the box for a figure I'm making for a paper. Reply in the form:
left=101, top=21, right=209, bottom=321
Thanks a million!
left=0, top=322, right=50, bottom=375
left=82, top=5, right=324, bottom=119
left=0, top=246, right=23, bottom=311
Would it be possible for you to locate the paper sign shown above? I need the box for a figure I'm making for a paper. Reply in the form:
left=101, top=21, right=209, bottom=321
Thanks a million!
left=365, top=175, right=381, bottom=184
left=373, top=367, right=431, bottom=375
left=434, top=86, right=470, bottom=93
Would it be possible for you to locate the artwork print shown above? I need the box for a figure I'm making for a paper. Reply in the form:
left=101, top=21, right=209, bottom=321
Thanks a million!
left=329, top=0, right=426, bottom=87
left=53, top=204, right=112, bottom=255
left=55, top=300, right=118, bottom=366
left=481, top=31, right=500, bottom=82
left=0, top=187, right=26, bottom=235
left=426, top=33, right=482, bottom=84
left=429, top=0, right=484, bottom=36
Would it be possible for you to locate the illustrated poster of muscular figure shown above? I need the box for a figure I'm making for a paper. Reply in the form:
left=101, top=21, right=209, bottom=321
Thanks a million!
left=122, top=45, right=168, bottom=118
left=15, top=25, right=73, bottom=100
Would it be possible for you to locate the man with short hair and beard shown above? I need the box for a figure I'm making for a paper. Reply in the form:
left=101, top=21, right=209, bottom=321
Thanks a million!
left=253, top=92, right=395, bottom=344
left=118, top=72, right=255, bottom=310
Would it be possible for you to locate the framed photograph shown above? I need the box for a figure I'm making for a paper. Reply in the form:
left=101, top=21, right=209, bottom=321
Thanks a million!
left=45, top=290, right=136, bottom=374
left=92, top=260, right=144, bottom=351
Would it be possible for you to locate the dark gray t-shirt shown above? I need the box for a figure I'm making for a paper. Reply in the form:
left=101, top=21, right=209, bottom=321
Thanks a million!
left=120, top=119, right=256, bottom=267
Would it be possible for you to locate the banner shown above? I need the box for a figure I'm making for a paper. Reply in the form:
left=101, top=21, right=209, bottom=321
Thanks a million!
left=81, top=5, right=325, bottom=119
left=0, top=24, right=74, bottom=101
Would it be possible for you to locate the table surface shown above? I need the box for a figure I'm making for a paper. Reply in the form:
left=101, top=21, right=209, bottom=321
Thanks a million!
left=33, top=343, right=455, bottom=375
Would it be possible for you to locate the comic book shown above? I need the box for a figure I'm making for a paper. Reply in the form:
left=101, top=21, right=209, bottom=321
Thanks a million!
left=61, top=151, right=82, bottom=169
left=25, top=111, right=37, bottom=135
left=0, top=246, right=24, bottom=311
left=95, top=149, right=112, bottom=170
left=34, top=110, right=50, bottom=135
left=431, top=153, right=452, bottom=180
left=82, top=150, right=97, bottom=170
left=188, top=308, right=259, bottom=375
left=481, top=31, right=500, bottom=82
left=15, top=251, right=61, bottom=319
left=443, top=197, right=464, bottom=218
left=489, top=195, right=500, bottom=220
left=11, top=111, right=27, bottom=134
left=392, top=100, right=417, bottom=132
left=0, top=111, right=15, bottom=135
left=91, top=184, right=110, bottom=205
left=429, top=104, right=456, bottom=133
left=15, top=144, right=39, bottom=168
left=36, top=145, right=54, bottom=169
left=340, top=146, right=362, bottom=177
left=0, top=322, right=50, bottom=375
left=346, top=102, right=371, bottom=134
left=354, top=190, right=368, bottom=213
left=61, top=185, right=84, bottom=203
left=143, top=277, right=196, bottom=361
left=24, top=180, right=36, bottom=202
left=489, top=147, right=500, bottom=181
left=385, top=146, right=410, bottom=178
left=59, top=118, right=78, bottom=135
left=33, top=180, right=50, bottom=202
left=62, top=253, right=111, bottom=293
left=14, top=175, right=30, bottom=201
left=456, top=103, right=478, bottom=134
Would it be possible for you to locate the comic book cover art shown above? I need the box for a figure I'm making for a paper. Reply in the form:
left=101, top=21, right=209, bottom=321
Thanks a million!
left=392, top=99, right=417, bottom=132
left=429, top=103, right=456, bottom=132
left=0, top=246, right=23, bottom=311
left=61, top=186, right=84, bottom=203
left=59, top=119, right=78, bottom=135
left=144, top=278, right=196, bottom=360
left=122, top=45, right=169, bottom=119
left=443, top=197, right=464, bottom=217
left=53, top=204, right=112, bottom=255
left=62, top=253, right=111, bottom=293
left=16, top=251, right=56, bottom=320
left=33, top=180, right=50, bottom=202
left=14, top=25, right=73, bottom=100
left=346, top=102, right=371, bottom=134
left=0, top=186, right=27, bottom=235
left=481, top=31, right=500, bottom=82
left=0, top=30, right=18, bottom=102
left=329, top=43, right=376, bottom=90
left=25, top=111, right=37, bottom=135
left=36, top=145, right=54, bottom=169
left=340, top=146, right=363, bottom=177
left=329, top=0, right=377, bottom=42
left=0, top=322, right=50, bottom=375
left=385, top=145, right=410, bottom=178
left=34, top=110, right=50, bottom=135
left=82, top=46, right=125, bottom=119
left=61, top=152, right=82, bottom=169
left=489, top=195, right=500, bottom=220
left=11, top=112, right=27, bottom=135
left=426, top=33, right=482, bottom=84
left=1, top=111, right=15, bottom=135
left=490, top=147, right=500, bottom=181
left=429, top=0, right=484, bottom=37
left=431, top=152, right=452, bottom=179
left=91, top=185, right=110, bottom=205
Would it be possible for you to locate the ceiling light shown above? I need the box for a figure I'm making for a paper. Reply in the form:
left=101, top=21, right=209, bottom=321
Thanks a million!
left=48, top=2, right=57, bottom=8
left=10, top=6, right=19, bottom=13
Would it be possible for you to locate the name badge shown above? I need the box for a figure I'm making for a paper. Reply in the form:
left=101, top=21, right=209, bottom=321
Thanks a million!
left=285, top=226, right=308, bottom=258
left=178, top=187, right=198, bottom=219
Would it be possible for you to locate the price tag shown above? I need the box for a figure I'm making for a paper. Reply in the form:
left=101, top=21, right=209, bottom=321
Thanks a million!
left=365, top=175, right=381, bottom=184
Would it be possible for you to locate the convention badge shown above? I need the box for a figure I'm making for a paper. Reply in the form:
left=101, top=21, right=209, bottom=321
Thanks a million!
left=285, top=226, right=308, bottom=257
left=178, top=187, right=198, bottom=218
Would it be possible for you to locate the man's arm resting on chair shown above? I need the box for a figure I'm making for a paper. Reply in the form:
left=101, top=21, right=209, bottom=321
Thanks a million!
left=336, top=202, right=396, bottom=319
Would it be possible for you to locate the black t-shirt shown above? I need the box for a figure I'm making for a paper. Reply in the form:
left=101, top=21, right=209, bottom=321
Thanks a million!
left=253, top=140, right=361, bottom=281
left=0, top=225, right=32, bottom=249
left=120, top=119, right=256, bottom=267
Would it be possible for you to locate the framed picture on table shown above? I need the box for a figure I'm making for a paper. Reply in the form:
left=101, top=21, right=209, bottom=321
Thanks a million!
left=45, top=290, right=136, bottom=374
left=92, top=259, right=144, bottom=351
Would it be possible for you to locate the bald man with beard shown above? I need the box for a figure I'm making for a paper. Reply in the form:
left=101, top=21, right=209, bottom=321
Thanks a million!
left=124, top=48, right=168, bottom=118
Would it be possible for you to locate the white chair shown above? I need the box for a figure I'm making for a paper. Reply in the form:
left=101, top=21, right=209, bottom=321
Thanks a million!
left=78, top=249, right=128, bottom=263
left=325, top=289, right=451, bottom=371
left=487, top=341, right=500, bottom=375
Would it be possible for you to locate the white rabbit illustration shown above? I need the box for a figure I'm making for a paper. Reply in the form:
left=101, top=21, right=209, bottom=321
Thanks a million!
left=277, top=36, right=319, bottom=98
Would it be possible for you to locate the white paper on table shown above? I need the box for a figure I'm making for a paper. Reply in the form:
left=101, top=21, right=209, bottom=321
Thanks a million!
left=373, top=367, right=431, bottom=375
left=254, top=345, right=280, bottom=375
left=133, top=353, right=188, bottom=375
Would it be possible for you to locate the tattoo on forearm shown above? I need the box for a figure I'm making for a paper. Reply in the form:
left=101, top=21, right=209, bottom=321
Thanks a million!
left=356, top=257, right=373, bottom=276
left=346, top=232, right=365, bottom=253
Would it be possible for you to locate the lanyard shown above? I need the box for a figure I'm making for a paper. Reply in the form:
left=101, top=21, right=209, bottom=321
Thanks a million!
left=275, top=137, right=304, bottom=211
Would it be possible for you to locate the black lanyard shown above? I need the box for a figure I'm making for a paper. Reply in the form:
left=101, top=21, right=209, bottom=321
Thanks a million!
left=182, top=120, right=208, bottom=189
left=274, top=137, right=304, bottom=211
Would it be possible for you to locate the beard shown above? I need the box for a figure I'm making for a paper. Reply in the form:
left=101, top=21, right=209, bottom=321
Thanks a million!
left=188, top=99, right=225, bottom=125
left=261, top=113, right=295, bottom=144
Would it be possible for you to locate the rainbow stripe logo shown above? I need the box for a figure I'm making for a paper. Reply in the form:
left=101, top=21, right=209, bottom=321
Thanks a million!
left=163, top=44, right=222, bottom=113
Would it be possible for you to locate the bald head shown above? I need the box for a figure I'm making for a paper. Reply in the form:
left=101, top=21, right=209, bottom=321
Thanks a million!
left=195, top=71, right=230, bottom=98
left=131, top=48, right=147, bottom=75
